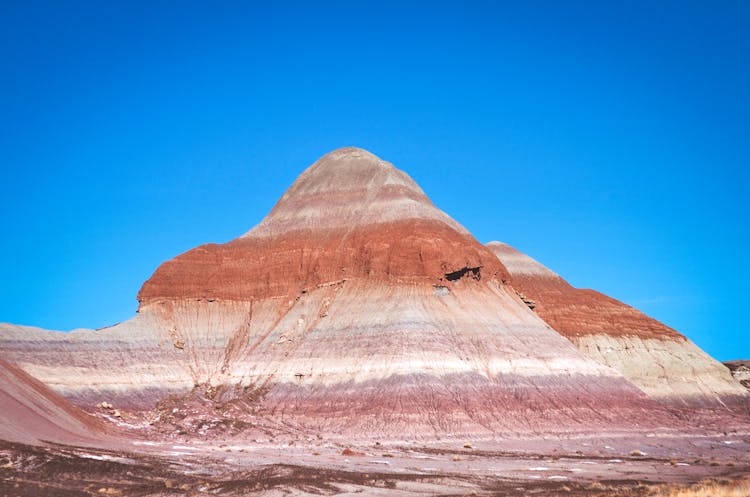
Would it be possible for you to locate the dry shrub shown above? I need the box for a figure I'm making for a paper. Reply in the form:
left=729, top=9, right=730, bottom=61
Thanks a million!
left=586, top=481, right=606, bottom=491
left=97, top=489, right=122, bottom=496
left=651, top=476, right=750, bottom=497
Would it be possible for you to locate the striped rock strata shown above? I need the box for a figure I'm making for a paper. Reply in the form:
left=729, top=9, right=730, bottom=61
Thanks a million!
left=0, top=148, right=703, bottom=439
left=487, top=242, right=748, bottom=408
left=0, top=357, right=109, bottom=445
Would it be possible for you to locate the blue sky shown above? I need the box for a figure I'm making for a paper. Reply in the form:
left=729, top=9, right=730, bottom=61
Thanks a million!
left=1, top=2, right=748, bottom=360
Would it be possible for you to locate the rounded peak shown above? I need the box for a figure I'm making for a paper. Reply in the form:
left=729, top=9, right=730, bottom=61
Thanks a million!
left=486, top=241, right=510, bottom=249
left=321, top=146, right=382, bottom=160
left=486, top=242, right=559, bottom=278
left=302, top=146, right=402, bottom=185
left=244, top=148, right=468, bottom=238
left=305, top=147, right=398, bottom=179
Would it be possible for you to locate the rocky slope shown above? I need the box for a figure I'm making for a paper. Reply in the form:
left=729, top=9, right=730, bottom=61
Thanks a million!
left=487, top=242, right=748, bottom=408
left=0, top=148, right=687, bottom=440
left=725, top=361, right=750, bottom=391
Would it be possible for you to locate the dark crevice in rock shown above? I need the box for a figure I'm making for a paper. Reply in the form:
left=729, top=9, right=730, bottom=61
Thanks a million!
left=444, top=266, right=481, bottom=282
left=514, top=290, right=537, bottom=310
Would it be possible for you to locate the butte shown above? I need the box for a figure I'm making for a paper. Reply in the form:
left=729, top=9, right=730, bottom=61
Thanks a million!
left=1, top=147, right=747, bottom=443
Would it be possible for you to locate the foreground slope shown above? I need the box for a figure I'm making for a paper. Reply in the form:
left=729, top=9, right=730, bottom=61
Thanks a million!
left=487, top=242, right=748, bottom=407
left=0, top=148, right=680, bottom=439
left=0, top=356, right=108, bottom=445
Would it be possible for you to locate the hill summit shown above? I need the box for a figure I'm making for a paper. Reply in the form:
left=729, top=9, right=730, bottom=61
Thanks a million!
left=137, top=147, right=508, bottom=306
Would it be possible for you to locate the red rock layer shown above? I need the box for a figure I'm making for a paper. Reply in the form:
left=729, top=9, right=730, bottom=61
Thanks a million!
left=486, top=242, right=680, bottom=340
left=487, top=242, right=749, bottom=406
left=139, top=148, right=509, bottom=306
left=138, top=219, right=509, bottom=305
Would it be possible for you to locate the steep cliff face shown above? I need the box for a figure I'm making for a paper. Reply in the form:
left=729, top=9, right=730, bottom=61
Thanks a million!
left=487, top=242, right=748, bottom=407
left=0, top=148, right=687, bottom=439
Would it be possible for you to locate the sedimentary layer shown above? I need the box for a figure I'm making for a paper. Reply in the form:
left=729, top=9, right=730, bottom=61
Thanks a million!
left=0, top=278, right=678, bottom=438
left=138, top=148, right=509, bottom=305
left=487, top=241, right=748, bottom=407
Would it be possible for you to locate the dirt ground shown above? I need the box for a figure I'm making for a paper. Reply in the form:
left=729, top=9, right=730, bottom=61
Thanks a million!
left=1, top=429, right=749, bottom=497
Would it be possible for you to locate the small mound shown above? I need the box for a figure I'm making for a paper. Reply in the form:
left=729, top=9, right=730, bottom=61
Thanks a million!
left=0, top=357, right=109, bottom=444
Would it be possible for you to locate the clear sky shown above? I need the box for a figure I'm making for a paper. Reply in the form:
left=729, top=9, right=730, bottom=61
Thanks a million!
left=1, top=2, right=748, bottom=360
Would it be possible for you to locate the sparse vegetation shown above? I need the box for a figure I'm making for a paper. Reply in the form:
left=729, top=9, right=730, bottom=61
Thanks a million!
left=649, top=476, right=750, bottom=497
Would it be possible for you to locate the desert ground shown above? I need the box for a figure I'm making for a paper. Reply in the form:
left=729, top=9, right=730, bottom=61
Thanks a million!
left=2, top=425, right=749, bottom=496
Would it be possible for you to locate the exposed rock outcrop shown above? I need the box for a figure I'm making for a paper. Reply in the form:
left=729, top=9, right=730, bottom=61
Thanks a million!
left=487, top=242, right=748, bottom=408
left=725, top=361, right=750, bottom=391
